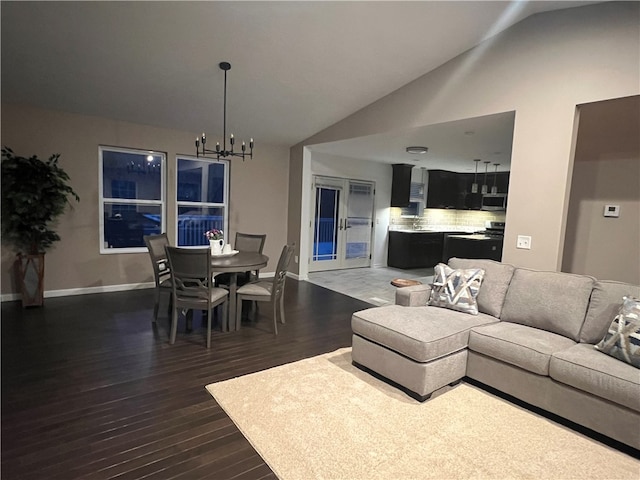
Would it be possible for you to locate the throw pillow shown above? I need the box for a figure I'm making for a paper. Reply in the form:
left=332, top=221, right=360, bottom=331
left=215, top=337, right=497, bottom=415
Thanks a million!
left=428, top=263, right=485, bottom=315
left=594, top=296, right=640, bottom=368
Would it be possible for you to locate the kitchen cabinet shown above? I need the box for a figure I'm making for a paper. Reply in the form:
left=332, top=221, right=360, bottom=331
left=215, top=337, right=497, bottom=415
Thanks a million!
left=426, top=170, right=458, bottom=208
left=390, top=164, right=413, bottom=207
left=427, top=170, right=510, bottom=210
left=442, top=234, right=503, bottom=262
left=475, top=171, right=510, bottom=196
left=493, top=171, right=510, bottom=194
left=388, top=231, right=444, bottom=269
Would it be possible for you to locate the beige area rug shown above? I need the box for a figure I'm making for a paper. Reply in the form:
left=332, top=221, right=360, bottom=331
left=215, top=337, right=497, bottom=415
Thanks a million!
left=206, top=348, right=640, bottom=480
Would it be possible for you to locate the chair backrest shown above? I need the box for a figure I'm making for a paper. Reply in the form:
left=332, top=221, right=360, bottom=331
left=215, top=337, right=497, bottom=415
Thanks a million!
left=235, top=233, right=266, bottom=253
left=271, top=243, right=296, bottom=301
left=164, top=246, right=212, bottom=301
left=144, top=233, right=171, bottom=285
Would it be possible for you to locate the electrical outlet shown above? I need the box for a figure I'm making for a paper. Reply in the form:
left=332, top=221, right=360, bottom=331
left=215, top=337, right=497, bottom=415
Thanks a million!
left=294, top=255, right=299, bottom=264
left=516, top=235, right=532, bottom=250
left=603, top=204, right=620, bottom=217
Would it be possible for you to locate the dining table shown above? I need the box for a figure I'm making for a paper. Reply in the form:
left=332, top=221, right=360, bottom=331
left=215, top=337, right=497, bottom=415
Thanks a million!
left=211, top=251, right=269, bottom=331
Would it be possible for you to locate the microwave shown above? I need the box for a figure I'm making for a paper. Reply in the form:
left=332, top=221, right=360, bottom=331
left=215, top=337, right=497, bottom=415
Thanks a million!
left=481, top=194, right=507, bottom=211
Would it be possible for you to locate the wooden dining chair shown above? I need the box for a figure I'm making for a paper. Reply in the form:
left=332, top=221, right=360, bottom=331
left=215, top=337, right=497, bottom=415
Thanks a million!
left=215, top=232, right=267, bottom=287
left=235, top=243, right=295, bottom=334
left=164, top=246, right=228, bottom=348
left=143, top=233, right=173, bottom=323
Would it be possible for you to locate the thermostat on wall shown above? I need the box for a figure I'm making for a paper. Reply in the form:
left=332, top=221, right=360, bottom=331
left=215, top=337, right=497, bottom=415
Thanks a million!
left=603, top=204, right=620, bottom=218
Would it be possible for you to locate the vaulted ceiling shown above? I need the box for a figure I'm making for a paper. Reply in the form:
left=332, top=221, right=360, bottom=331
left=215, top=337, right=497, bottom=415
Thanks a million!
left=2, top=1, right=598, bottom=153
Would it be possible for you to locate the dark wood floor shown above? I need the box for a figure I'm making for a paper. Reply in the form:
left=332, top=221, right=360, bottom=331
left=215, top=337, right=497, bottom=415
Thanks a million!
left=1, top=280, right=372, bottom=479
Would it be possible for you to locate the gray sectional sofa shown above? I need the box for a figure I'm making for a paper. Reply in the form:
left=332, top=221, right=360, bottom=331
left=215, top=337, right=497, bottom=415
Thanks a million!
left=351, top=258, right=640, bottom=450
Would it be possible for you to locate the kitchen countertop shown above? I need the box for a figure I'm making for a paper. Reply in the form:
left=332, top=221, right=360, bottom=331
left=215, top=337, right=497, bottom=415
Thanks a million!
left=390, top=228, right=476, bottom=234
left=449, top=234, right=503, bottom=241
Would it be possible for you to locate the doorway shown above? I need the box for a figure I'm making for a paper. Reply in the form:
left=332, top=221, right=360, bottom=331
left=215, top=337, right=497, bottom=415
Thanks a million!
left=309, top=176, right=375, bottom=272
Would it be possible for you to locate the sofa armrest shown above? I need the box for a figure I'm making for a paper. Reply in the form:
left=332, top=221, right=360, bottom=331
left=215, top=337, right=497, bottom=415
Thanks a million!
left=395, top=284, right=432, bottom=307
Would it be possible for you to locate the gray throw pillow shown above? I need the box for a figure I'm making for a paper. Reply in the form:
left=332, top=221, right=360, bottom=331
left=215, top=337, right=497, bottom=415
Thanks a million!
left=428, top=263, right=485, bottom=315
left=595, top=296, right=640, bottom=368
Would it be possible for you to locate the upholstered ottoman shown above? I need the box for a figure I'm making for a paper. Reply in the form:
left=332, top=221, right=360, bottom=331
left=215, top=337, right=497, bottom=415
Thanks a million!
left=351, top=304, right=499, bottom=400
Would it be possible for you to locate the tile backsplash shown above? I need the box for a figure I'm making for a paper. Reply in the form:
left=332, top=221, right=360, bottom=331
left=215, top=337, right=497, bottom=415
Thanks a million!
left=390, top=208, right=506, bottom=231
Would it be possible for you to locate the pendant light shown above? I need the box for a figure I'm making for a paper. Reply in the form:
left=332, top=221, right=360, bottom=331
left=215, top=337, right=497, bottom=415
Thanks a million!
left=471, top=159, right=481, bottom=193
left=481, top=161, right=490, bottom=195
left=195, top=62, right=254, bottom=161
left=491, top=163, right=500, bottom=194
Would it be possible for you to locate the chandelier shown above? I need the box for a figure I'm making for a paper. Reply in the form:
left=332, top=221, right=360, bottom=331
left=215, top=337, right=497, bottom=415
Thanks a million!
left=195, top=62, right=254, bottom=160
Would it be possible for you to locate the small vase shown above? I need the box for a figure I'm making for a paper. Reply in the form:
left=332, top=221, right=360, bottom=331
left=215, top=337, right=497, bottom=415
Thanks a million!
left=210, top=238, right=225, bottom=255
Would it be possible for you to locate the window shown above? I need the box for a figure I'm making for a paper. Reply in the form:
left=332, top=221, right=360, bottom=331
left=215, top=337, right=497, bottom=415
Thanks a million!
left=176, top=156, right=229, bottom=247
left=99, top=146, right=166, bottom=253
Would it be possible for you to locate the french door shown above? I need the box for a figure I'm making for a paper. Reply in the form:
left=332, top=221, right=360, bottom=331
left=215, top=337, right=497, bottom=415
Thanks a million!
left=309, top=176, right=375, bottom=272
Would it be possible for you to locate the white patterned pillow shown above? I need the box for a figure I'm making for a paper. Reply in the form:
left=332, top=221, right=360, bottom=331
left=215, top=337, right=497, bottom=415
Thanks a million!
left=428, top=263, right=485, bottom=315
left=595, top=296, right=640, bottom=368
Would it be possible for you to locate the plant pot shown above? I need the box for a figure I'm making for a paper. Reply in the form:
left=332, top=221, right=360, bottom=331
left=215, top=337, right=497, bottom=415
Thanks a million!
left=16, top=253, right=45, bottom=307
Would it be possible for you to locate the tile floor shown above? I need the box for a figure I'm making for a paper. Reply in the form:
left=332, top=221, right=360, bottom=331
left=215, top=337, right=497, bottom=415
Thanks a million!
left=307, top=266, right=434, bottom=306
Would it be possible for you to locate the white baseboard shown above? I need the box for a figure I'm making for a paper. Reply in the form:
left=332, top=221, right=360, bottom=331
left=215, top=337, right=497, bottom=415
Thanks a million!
left=1, top=282, right=155, bottom=302
left=1, top=271, right=280, bottom=302
left=287, top=272, right=301, bottom=281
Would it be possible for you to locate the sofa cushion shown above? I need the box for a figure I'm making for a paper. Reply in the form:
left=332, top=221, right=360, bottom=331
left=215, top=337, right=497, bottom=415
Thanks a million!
left=550, top=343, right=640, bottom=412
left=428, top=263, right=484, bottom=315
left=448, top=258, right=515, bottom=318
left=500, top=269, right=595, bottom=342
left=595, top=296, right=640, bottom=368
left=581, top=281, right=640, bottom=344
left=351, top=305, right=498, bottom=363
left=468, top=323, right=576, bottom=375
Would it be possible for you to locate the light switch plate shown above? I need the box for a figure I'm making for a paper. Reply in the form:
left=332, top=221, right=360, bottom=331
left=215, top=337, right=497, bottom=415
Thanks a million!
left=604, top=204, right=620, bottom=217
left=516, top=235, right=532, bottom=249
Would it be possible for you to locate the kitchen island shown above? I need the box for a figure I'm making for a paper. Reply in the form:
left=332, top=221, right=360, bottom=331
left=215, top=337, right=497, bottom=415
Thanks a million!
left=387, top=230, right=445, bottom=269
left=442, top=233, right=503, bottom=262
left=387, top=220, right=505, bottom=268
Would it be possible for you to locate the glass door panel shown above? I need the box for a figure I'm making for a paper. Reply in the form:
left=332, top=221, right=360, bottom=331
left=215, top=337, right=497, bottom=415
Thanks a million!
left=344, top=181, right=374, bottom=268
left=312, top=185, right=341, bottom=267
left=310, top=176, right=374, bottom=272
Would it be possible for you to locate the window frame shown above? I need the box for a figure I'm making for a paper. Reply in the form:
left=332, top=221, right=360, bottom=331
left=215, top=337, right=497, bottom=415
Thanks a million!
left=98, top=145, right=167, bottom=254
left=175, top=154, right=230, bottom=248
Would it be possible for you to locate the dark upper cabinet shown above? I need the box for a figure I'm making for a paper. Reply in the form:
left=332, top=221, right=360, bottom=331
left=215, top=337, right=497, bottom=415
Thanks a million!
left=465, top=192, right=484, bottom=210
left=453, top=173, right=472, bottom=209
left=390, top=164, right=413, bottom=207
left=428, top=170, right=510, bottom=210
left=426, top=170, right=458, bottom=208
left=493, top=171, right=510, bottom=193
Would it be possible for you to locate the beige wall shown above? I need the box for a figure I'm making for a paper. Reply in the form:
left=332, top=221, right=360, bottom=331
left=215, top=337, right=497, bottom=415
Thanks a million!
left=288, top=2, right=640, bottom=275
left=562, top=96, right=640, bottom=284
left=1, top=104, right=290, bottom=296
left=286, top=143, right=304, bottom=266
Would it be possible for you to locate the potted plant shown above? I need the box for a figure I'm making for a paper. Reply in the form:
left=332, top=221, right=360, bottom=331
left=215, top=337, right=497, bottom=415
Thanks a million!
left=1, top=146, right=80, bottom=307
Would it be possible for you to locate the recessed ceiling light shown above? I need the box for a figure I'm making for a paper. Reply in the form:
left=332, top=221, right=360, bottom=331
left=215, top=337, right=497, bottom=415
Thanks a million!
left=406, top=146, right=429, bottom=154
